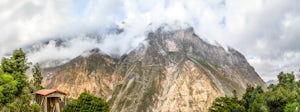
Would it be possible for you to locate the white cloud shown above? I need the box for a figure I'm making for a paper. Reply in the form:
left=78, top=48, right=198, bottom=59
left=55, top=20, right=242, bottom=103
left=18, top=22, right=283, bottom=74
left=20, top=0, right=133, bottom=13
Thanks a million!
left=27, top=37, right=98, bottom=63
left=1, top=0, right=300, bottom=81
left=0, top=0, right=72, bottom=56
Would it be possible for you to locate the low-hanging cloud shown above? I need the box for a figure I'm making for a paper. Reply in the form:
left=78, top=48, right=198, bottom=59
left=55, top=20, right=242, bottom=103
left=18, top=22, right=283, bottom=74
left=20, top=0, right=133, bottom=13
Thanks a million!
left=1, top=0, right=300, bottom=81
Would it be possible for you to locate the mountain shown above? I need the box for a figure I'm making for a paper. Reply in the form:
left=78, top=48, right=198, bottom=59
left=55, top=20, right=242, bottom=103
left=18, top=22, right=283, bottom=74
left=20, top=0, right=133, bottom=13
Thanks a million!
left=41, top=27, right=266, bottom=112
left=266, top=79, right=278, bottom=85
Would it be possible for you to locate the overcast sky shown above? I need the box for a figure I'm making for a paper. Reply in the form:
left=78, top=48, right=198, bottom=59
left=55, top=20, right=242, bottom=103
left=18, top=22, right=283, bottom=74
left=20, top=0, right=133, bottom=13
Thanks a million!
left=0, top=0, right=300, bottom=81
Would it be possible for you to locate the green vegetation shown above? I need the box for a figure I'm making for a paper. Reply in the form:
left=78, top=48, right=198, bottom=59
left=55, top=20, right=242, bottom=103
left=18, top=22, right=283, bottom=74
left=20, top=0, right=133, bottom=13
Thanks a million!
left=63, top=92, right=109, bottom=112
left=0, top=49, right=109, bottom=111
left=32, top=63, right=43, bottom=91
left=209, top=72, right=300, bottom=112
left=0, top=49, right=41, bottom=111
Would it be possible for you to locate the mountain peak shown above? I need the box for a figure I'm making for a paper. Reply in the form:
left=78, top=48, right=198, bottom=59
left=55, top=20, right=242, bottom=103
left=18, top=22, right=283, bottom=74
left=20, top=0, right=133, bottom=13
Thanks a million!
left=41, top=28, right=265, bottom=112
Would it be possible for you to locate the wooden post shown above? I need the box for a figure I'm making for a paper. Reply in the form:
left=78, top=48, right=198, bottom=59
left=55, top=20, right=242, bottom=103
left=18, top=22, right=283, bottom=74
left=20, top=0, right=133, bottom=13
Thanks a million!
left=56, top=98, right=60, bottom=112
left=64, top=96, right=67, bottom=106
left=44, top=97, right=47, bottom=112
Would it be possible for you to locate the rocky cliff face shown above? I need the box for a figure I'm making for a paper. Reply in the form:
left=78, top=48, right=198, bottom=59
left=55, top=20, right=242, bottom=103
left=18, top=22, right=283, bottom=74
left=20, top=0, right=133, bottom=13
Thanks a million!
left=42, top=27, right=265, bottom=112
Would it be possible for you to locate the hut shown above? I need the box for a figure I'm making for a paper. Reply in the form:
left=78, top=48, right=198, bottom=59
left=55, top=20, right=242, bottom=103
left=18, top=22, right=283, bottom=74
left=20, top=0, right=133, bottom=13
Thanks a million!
left=35, top=89, right=67, bottom=112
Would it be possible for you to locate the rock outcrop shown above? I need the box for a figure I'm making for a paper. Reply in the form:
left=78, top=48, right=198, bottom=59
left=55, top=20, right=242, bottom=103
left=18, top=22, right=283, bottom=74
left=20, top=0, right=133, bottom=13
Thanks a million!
left=42, top=27, right=266, bottom=112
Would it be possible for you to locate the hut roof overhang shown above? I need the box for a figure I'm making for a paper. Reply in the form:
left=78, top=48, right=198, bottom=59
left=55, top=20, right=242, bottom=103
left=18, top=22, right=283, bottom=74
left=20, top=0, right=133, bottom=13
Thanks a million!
left=35, top=89, right=67, bottom=96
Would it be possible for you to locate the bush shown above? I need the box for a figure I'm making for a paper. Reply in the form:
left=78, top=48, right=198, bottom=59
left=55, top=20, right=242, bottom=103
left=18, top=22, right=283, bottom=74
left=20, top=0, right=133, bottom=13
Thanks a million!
left=29, top=103, right=42, bottom=112
left=63, top=92, right=109, bottom=112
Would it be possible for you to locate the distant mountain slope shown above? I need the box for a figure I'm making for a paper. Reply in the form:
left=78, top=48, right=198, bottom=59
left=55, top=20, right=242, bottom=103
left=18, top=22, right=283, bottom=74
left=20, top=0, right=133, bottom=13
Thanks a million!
left=266, top=79, right=278, bottom=85
left=41, top=27, right=266, bottom=112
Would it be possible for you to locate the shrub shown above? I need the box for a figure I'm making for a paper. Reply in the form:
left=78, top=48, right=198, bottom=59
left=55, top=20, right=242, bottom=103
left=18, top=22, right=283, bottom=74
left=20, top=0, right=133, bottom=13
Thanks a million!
left=63, top=92, right=109, bottom=112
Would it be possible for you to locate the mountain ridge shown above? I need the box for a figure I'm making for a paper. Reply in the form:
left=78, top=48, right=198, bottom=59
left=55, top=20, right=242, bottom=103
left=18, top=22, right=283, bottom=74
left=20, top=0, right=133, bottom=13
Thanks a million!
left=41, top=27, right=266, bottom=112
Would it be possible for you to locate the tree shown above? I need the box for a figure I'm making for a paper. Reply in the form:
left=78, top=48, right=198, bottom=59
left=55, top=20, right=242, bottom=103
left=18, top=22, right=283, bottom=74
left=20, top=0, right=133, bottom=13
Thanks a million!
left=63, top=92, right=109, bottom=112
left=0, top=49, right=41, bottom=111
left=241, top=85, right=263, bottom=110
left=1, top=48, right=29, bottom=74
left=32, top=63, right=43, bottom=90
left=249, top=94, right=268, bottom=112
left=278, top=72, right=295, bottom=89
left=209, top=96, right=245, bottom=112
left=209, top=72, right=300, bottom=112
left=1, top=49, right=30, bottom=94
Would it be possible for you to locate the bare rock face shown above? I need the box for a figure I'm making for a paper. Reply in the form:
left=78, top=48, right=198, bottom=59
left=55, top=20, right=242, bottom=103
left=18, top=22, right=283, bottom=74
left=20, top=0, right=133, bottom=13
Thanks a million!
left=42, top=27, right=265, bottom=112
left=43, top=50, right=123, bottom=98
